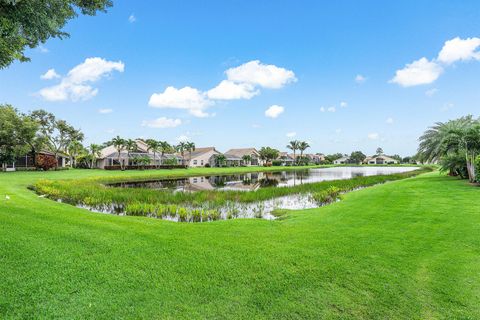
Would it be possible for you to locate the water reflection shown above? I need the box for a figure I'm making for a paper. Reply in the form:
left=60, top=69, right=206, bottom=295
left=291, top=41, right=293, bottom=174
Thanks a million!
left=110, top=166, right=418, bottom=192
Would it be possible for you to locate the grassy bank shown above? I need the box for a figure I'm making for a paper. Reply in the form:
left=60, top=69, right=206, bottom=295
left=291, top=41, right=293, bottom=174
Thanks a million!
left=1, top=168, right=479, bottom=318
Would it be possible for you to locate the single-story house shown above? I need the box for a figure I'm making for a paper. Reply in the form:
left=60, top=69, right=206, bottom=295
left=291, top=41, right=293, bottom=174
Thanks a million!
left=1, top=150, right=68, bottom=172
left=333, top=156, right=351, bottom=165
left=224, top=148, right=265, bottom=166
left=184, top=147, right=222, bottom=167
left=304, top=153, right=325, bottom=164
left=277, top=152, right=295, bottom=165
left=363, top=155, right=399, bottom=165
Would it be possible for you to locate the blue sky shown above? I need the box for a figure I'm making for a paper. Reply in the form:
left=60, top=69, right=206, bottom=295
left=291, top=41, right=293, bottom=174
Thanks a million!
left=2, top=1, right=480, bottom=156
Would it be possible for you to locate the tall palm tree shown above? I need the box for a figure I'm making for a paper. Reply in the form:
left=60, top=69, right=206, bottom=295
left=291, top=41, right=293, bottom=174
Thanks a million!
left=159, top=141, right=171, bottom=165
left=125, top=139, right=137, bottom=166
left=88, top=144, right=102, bottom=169
left=176, top=142, right=187, bottom=166
left=298, top=141, right=310, bottom=163
left=67, top=140, right=84, bottom=168
left=186, top=141, right=195, bottom=163
left=111, top=136, right=126, bottom=170
left=287, top=140, right=300, bottom=165
left=145, top=139, right=160, bottom=167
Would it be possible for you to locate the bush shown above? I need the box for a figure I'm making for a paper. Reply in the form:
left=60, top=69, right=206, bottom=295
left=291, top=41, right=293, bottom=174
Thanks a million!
left=271, top=160, right=282, bottom=166
left=35, top=154, right=57, bottom=171
left=205, top=163, right=211, bottom=168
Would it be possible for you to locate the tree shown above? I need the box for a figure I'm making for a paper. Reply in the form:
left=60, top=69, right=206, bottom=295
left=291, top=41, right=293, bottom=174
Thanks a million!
left=287, top=140, right=300, bottom=165
left=259, top=147, right=280, bottom=164
left=376, top=147, right=384, bottom=155
left=67, top=140, right=84, bottom=168
left=242, top=154, right=252, bottom=166
left=214, top=154, right=226, bottom=167
left=176, top=142, right=187, bottom=165
left=350, top=151, right=366, bottom=164
left=0, top=0, right=112, bottom=69
left=185, top=142, right=196, bottom=163
left=325, top=153, right=343, bottom=163
left=125, top=139, right=137, bottom=164
left=30, top=110, right=83, bottom=169
left=145, top=139, right=160, bottom=167
left=159, top=141, right=172, bottom=165
left=88, top=144, right=102, bottom=169
left=111, top=136, right=126, bottom=170
left=0, top=105, right=38, bottom=168
left=298, top=141, right=310, bottom=161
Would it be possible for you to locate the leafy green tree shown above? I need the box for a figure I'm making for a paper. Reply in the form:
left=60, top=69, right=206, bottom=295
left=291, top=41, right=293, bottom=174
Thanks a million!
left=242, top=154, right=251, bottom=166
left=67, top=140, right=85, bottom=168
left=325, top=153, right=343, bottom=163
left=0, top=105, right=38, bottom=167
left=287, top=140, right=300, bottom=164
left=88, top=144, right=102, bottom=169
left=175, top=142, right=187, bottom=165
left=214, top=154, right=226, bottom=167
left=30, top=109, right=83, bottom=169
left=0, top=0, right=112, bottom=69
left=350, top=151, right=366, bottom=164
left=145, top=139, right=160, bottom=167
left=159, top=141, right=172, bottom=165
left=376, top=147, right=384, bottom=155
left=259, top=147, right=280, bottom=164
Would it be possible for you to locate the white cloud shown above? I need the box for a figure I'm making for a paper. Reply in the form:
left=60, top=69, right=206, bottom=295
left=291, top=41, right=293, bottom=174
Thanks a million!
left=265, top=105, right=284, bottom=118
left=386, top=117, right=394, bottom=124
left=39, top=57, right=124, bottom=101
left=128, top=14, right=136, bottom=23
left=149, top=86, right=213, bottom=118
left=425, top=88, right=438, bottom=97
left=38, top=45, right=49, bottom=53
left=98, top=108, right=113, bottom=114
left=340, top=101, right=348, bottom=108
left=437, top=37, right=480, bottom=64
left=176, top=134, right=189, bottom=142
left=286, top=132, right=297, bottom=138
left=40, top=69, right=60, bottom=80
left=226, top=60, right=296, bottom=89
left=207, top=80, right=259, bottom=100
left=390, top=57, right=443, bottom=87
left=355, top=74, right=367, bottom=83
left=368, top=133, right=379, bottom=140
left=142, top=117, right=182, bottom=128
left=320, top=106, right=336, bottom=113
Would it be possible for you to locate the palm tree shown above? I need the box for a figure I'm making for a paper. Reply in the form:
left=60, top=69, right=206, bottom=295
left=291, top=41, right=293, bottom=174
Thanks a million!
left=242, top=154, right=252, bottom=166
left=298, top=141, right=310, bottom=164
left=67, top=140, right=84, bottom=168
left=111, top=136, right=126, bottom=170
left=215, top=154, right=226, bottom=167
left=125, top=139, right=137, bottom=166
left=186, top=141, right=196, bottom=163
left=176, top=142, right=187, bottom=166
left=88, top=144, right=102, bottom=169
left=158, top=141, right=171, bottom=165
left=287, top=140, right=300, bottom=165
left=145, top=139, right=160, bottom=167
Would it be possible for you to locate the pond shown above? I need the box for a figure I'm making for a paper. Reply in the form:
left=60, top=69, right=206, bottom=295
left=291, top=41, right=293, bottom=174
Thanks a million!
left=109, top=166, right=418, bottom=192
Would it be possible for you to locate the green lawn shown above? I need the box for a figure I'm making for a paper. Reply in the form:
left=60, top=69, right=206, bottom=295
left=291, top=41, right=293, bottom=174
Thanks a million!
left=1, top=168, right=479, bottom=319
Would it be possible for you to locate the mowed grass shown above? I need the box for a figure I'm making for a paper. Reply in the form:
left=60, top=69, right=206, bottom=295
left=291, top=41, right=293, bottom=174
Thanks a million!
left=0, top=168, right=479, bottom=319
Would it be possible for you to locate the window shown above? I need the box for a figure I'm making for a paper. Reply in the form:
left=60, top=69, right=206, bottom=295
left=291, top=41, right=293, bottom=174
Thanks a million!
left=193, top=160, right=197, bottom=165
left=201, top=160, right=204, bottom=165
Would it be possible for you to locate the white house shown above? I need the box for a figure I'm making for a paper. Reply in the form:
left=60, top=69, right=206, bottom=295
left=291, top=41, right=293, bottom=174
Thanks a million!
left=363, top=155, right=399, bottom=165
left=333, top=156, right=350, bottom=165
left=184, top=147, right=222, bottom=167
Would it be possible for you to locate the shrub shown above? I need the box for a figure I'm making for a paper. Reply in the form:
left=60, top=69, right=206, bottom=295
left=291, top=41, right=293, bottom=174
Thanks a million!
left=35, top=154, right=57, bottom=171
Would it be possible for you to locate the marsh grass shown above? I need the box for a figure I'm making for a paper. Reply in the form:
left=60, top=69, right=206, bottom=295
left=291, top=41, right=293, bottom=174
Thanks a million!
left=33, top=167, right=433, bottom=220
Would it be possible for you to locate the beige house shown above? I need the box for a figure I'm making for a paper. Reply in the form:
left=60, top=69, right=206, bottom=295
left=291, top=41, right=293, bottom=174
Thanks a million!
left=184, top=147, right=221, bottom=167
left=363, top=155, right=399, bottom=165
left=224, top=148, right=265, bottom=166
left=277, top=152, right=295, bottom=165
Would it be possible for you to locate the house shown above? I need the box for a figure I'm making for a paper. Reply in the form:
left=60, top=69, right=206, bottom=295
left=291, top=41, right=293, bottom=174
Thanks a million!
left=184, top=147, right=222, bottom=167
left=363, top=155, right=399, bottom=165
left=1, top=150, right=68, bottom=171
left=224, top=148, right=265, bottom=166
left=304, top=153, right=325, bottom=164
left=277, top=152, right=295, bottom=165
left=333, top=156, right=350, bottom=165
left=95, top=139, right=180, bottom=169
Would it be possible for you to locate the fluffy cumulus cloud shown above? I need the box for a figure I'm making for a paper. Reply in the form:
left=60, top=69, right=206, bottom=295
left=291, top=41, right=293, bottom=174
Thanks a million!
left=391, top=37, right=480, bottom=87
left=98, top=108, right=113, bottom=114
left=142, top=117, right=182, bottom=128
left=149, top=60, right=295, bottom=117
left=340, top=101, right=347, bottom=108
left=390, top=57, right=443, bottom=87
left=320, top=106, right=336, bottom=113
left=39, top=57, right=124, bottom=101
left=40, top=68, right=60, bottom=80
left=149, top=86, right=213, bottom=118
left=437, top=37, right=480, bottom=64
left=207, top=80, right=258, bottom=100
left=367, top=133, right=379, bottom=140
left=286, top=131, right=297, bottom=138
left=265, top=105, right=284, bottom=118
left=225, top=60, right=297, bottom=89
